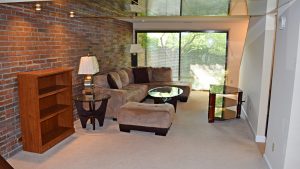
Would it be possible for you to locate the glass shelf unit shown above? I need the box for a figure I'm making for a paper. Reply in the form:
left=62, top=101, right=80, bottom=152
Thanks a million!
left=208, top=85, right=243, bottom=123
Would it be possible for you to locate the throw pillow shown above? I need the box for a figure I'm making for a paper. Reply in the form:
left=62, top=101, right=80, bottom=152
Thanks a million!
left=117, top=70, right=130, bottom=87
left=107, top=72, right=122, bottom=89
left=123, top=68, right=134, bottom=83
left=94, top=74, right=110, bottom=88
left=151, top=67, right=172, bottom=82
left=132, top=67, right=150, bottom=83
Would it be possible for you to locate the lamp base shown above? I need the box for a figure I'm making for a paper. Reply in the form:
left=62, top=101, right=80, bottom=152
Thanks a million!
left=131, top=54, right=137, bottom=67
left=83, top=75, right=94, bottom=95
left=84, top=75, right=92, bottom=87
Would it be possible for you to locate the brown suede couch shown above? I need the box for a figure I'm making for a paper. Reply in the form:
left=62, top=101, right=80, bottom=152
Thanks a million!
left=93, top=67, right=191, bottom=119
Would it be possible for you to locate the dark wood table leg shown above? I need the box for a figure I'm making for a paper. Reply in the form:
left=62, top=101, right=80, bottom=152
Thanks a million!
left=91, top=117, right=95, bottom=130
left=166, top=97, right=178, bottom=111
left=75, top=101, right=90, bottom=128
left=79, top=116, right=89, bottom=128
left=208, top=93, right=216, bottom=123
left=237, top=91, right=243, bottom=118
left=94, top=99, right=109, bottom=127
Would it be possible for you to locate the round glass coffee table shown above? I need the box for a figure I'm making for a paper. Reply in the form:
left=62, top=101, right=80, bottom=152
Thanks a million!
left=73, top=93, right=111, bottom=130
left=148, top=86, right=183, bottom=111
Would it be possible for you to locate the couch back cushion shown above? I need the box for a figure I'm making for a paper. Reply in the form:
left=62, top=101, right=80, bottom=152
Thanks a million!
left=133, top=67, right=150, bottom=83
left=123, top=68, right=134, bottom=84
left=107, top=72, right=122, bottom=89
left=151, top=67, right=172, bottom=82
left=117, top=70, right=130, bottom=87
left=94, top=74, right=110, bottom=88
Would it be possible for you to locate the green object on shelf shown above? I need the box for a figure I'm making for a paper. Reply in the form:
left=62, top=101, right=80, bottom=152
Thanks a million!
left=215, top=108, right=223, bottom=118
left=210, top=85, right=225, bottom=94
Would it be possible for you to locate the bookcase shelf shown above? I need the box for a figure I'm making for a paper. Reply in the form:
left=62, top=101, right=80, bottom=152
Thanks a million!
left=40, top=104, right=69, bottom=122
left=18, top=67, right=75, bottom=153
left=39, top=85, right=68, bottom=98
left=42, top=126, right=71, bottom=146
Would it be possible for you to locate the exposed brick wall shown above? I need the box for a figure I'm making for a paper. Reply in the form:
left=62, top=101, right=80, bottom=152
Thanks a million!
left=0, top=0, right=132, bottom=158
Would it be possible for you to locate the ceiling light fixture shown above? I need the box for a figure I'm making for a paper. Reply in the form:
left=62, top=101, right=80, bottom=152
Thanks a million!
left=70, top=11, right=75, bottom=17
left=35, top=3, right=41, bottom=11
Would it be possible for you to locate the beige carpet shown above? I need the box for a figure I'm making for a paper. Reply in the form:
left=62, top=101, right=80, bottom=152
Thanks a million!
left=8, top=91, right=268, bottom=169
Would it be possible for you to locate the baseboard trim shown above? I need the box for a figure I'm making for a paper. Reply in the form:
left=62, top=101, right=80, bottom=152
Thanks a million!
left=263, top=154, right=273, bottom=169
left=242, top=106, right=256, bottom=139
left=242, top=106, right=266, bottom=143
left=256, top=135, right=266, bottom=142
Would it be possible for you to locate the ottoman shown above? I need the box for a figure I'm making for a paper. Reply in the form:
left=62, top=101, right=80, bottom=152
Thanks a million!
left=118, top=102, right=175, bottom=136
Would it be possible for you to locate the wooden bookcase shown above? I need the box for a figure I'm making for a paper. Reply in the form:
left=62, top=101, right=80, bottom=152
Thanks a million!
left=18, top=67, right=75, bottom=153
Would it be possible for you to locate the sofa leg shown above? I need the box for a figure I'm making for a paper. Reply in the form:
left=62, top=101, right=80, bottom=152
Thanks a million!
left=119, top=124, right=169, bottom=136
left=119, top=124, right=130, bottom=133
left=179, top=96, right=188, bottom=102
left=155, top=128, right=168, bottom=136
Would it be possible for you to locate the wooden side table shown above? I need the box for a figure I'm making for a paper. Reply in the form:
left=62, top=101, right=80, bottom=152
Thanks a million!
left=74, top=93, right=111, bottom=130
left=208, top=85, right=243, bottom=123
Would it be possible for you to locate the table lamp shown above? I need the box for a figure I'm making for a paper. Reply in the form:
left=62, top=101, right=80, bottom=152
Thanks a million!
left=78, top=55, right=99, bottom=92
left=127, top=44, right=144, bottom=67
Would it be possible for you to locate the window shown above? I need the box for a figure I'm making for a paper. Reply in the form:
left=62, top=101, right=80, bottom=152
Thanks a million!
left=137, top=31, right=228, bottom=90
left=140, top=0, right=230, bottom=16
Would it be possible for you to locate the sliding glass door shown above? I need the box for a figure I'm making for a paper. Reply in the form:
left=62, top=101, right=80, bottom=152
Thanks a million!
left=180, top=32, right=227, bottom=90
left=137, top=33, right=180, bottom=80
left=137, top=31, right=228, bottom=90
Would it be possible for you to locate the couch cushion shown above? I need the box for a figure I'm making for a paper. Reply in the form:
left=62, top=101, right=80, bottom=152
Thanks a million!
left=147, top=67, right=153, bottom=82
left=123, top=68, right=134, bottom=84
left=151, top=67, right=172, bottom=82
left=117, top=70, right=130, bottom=87
left=133, top=67, right=150, bottom=83
left=118, top=102, right=175, bottom=129
left=107, top=72, right=122, bottom=89
left=94, top=74, right=110, bottom=88
left=122, top=84, right=148, bottom=102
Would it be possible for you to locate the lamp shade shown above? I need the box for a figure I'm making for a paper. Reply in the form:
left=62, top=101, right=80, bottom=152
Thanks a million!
left=127, top=44, right=144, bottom=54
left=78, top=56, right=99, bottom=75
left=129, top=4, right=146, bottom=13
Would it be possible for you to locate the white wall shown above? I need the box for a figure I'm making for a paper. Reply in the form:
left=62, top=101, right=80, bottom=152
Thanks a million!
left=239, top=16, right=265, bottom=138
left=283, top=25, right=300, bottom=169
left=264, top=0, right=300, bottom=169
left=134, top=18, right=249, bottom=87
left=239, top=14, right=276, bottom=142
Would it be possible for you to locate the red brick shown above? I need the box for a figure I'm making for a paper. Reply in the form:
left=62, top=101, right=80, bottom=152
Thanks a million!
left=0, top=0, right=132, bottom=158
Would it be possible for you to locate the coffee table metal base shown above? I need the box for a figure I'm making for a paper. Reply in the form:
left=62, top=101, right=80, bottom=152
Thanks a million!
left=153, top=96, right=178, bottom=111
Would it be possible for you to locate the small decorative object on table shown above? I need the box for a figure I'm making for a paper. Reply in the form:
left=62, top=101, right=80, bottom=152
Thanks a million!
left=74, top=93, right=111, bottom=130
left=208, top=85, right=243, bottom=123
